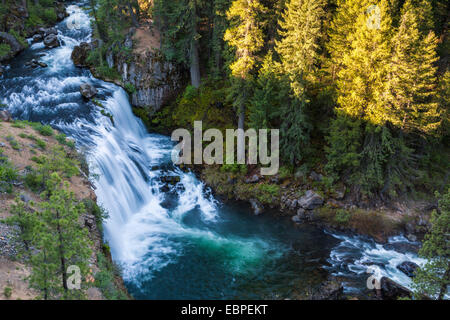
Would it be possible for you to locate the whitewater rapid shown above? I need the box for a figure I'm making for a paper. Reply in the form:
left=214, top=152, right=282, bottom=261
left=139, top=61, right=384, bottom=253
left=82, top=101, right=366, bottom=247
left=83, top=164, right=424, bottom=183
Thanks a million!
left=0, top=1, right=427, bottom=298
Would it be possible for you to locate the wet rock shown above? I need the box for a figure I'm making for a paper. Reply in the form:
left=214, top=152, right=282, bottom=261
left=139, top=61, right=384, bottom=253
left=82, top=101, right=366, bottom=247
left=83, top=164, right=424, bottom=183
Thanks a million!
left=32, top=34, right=43, bottom=43
left=160, top=176, right=181, bottom=185
left=37, top=61, right=48, bottom=68
left=311, top=277, right=344, bottom=300
left=80, top=83, right=98, bottom=99
left=405, top=233, right=418, bottom=242
left=383, top=242, right=420, bottom=254
left=377, top=277, right=412, bottom=300
left=0, top=110, right=12, bottom=122
left=298, top=190, right=324, bottom=210
left=44, top=34, right=60, bottom=48
left=396, top=261, right=419, bottom=278
left=71, top=42, right=92, bottom=67
left=250, top=199, right=264, bottom=215
left=0, top=64, right=3, bottom=76
left=291, top=215, right=302, bottom=224
left=245, top=174, right=260, bottom=184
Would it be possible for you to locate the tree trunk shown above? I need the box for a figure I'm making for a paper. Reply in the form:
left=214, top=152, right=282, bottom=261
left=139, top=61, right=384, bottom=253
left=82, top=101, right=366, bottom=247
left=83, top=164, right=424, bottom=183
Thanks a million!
left=127, top=1, right=139, bottom=27
left=89, top=0, right=108, bottom=42
left=190, top=38, right=201, bottom=88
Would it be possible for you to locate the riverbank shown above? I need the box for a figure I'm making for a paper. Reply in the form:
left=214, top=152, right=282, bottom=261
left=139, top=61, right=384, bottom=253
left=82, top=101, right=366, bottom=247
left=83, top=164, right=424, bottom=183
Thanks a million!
left=0, top=113, right=129, bottom=300
left=71, top=19, right=437, bottom=246
left=0, top=0, right=68, bottom=70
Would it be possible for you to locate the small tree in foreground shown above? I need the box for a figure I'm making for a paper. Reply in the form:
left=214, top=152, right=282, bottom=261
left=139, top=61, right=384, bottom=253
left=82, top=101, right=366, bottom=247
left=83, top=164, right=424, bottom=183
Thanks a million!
left=413, top=189, right=450, bottom=300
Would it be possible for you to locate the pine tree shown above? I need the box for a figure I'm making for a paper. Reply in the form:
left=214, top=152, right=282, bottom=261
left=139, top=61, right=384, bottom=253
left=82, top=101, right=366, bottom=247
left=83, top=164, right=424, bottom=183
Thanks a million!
left=154, top=0, right=204, bottom=87
left=249, top=53, right=288, bottom=130
left=384, top=1, right=441, bottom=135
left=274, top=0, right=326, bottom=163
left=224, top=0, right=267, bottom=134
left=276, top=0, right=326, bottom=98
left=326, top=0, right=373, bottom=81
left=413, top=189, right=450, bottom=300
left=29, top=173, right=92, bottom=299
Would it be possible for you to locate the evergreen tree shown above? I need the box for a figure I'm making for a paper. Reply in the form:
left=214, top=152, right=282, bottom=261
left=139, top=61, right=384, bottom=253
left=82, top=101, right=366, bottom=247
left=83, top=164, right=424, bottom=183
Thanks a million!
left=249, top=53, right=288, bottom=130
left=276, top=0, right=326, bottom=98
left=224, top=0, right=267, bottom=134
left=413, top=189, right=450, bottom=300
left=274, top=0, right=326, bottom=163
left=154, top=0, right=204, bottom=87
left=384, top=1, right=441, bottom=135
left=29, top=173, right=92, bottom=299
left=326, top=0, right=373, bottom=81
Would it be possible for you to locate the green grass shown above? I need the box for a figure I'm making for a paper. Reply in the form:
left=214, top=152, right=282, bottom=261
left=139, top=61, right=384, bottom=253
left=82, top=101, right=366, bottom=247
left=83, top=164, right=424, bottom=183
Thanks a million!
left=3, top=286, right=12, bottom=298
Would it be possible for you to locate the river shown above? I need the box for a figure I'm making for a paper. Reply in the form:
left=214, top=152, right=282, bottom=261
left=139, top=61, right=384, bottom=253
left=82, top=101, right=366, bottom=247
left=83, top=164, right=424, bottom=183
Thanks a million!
left=0, top=1, right=425, bottom=300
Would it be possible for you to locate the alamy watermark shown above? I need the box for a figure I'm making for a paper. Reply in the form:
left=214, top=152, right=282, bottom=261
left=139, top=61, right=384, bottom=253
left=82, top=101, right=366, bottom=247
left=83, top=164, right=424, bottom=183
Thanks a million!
left=366, top=5, right=381, bottom=30
left=171, top=121, right=279, bottom=175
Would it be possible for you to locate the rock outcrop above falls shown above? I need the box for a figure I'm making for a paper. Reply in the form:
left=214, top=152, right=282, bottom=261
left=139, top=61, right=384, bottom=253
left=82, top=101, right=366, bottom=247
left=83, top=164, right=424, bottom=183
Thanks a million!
left=71, top=27, right=182, bottom=115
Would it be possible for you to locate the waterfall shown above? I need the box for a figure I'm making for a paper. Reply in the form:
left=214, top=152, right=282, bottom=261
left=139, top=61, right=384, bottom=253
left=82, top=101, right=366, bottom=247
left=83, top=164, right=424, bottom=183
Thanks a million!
left=0, top=1, right=428, bottom=299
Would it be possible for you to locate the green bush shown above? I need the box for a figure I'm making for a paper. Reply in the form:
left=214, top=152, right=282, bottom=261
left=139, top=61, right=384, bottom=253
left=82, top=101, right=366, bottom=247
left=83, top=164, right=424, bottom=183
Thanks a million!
left=124, top=83, right=136, bottom=94
left=0, top=152, right=18, bottom=193
left=3, top=286, right=12, bottom=298
left=334, top=209, right=352, bottom=225
left=32, top=123, right=53, bottom=136
left=0, top=43, right=11, bottom=60
left=42, top=8, right=57, bottom=24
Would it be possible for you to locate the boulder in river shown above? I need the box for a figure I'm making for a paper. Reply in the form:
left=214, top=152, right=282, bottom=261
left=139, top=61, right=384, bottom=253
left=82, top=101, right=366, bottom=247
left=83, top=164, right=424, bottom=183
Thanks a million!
left=298, top=190, right=324, bottom=210
left=377, top=276, right=412, bottom=300
left=44, top=34, right=60, bottom=48
left=250, top=199, right=264, bottom=215
left=396, top=261, right=419, bottom=278
left=71, top=42, right=93, bottom=67
left=80, top=83, right=98, bottom=99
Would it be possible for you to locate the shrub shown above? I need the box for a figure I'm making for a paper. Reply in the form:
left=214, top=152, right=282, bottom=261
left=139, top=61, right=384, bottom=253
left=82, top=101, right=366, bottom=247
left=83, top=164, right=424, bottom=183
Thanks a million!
left=0, top=154, right=18, bottom=193
left=32, top=123, right=53, bottom=136
left=334, top=209, right=351, bottom=224
left=0, top=43, right=11, bottom=60
left=3, top=287, right=12, bottom=298
left=42, top=8, right=57, bottom=24
left=124, top=83, right=136, bottom=94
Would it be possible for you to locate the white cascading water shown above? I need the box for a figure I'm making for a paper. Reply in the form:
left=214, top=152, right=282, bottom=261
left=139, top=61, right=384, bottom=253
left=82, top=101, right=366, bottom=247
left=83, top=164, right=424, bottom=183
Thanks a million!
left=0, top=1, right=431, bottom=297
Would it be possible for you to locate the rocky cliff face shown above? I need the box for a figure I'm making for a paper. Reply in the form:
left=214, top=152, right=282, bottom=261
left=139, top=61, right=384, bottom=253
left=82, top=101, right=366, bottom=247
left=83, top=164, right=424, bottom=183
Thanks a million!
left=72, top=27, right=182, bottom=115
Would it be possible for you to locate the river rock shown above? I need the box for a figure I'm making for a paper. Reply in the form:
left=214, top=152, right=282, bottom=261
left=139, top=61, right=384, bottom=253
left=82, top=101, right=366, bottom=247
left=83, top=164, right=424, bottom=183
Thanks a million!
left=377, top=277, right=412, bottom=300
left=298, top=190, right=324, bottom=210
left=0, top=110, right=12, bottom=122
left=311, top=277, right=344, bottom=300
left=71, top=42, right=93, bottom=67
left=80, top=83, right=98, bottom=99
left=396, top=261, right=419, bottom=278
left=160, top=176, right=181, bottom=185
left=44, top=34, right=60, bottom=48
left=32, top=34, right=43, bottom=43
left=250, top=199, right=264, bottom=215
